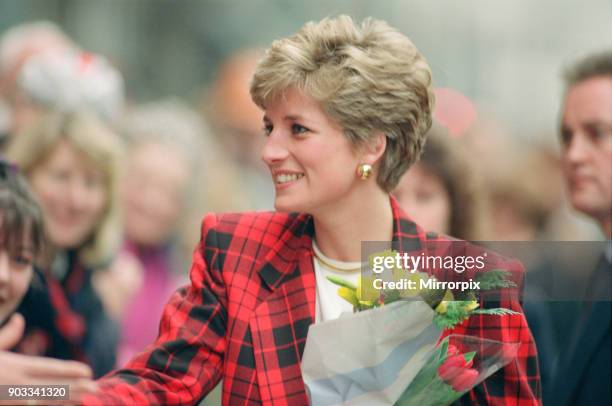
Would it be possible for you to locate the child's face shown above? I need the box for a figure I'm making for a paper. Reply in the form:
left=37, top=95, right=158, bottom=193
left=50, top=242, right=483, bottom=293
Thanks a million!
left=0, top=214, right=34, bottom=324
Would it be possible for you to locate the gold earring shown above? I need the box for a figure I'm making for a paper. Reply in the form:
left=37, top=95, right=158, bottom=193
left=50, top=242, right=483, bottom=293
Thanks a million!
left=357, top=163, right=372, bottom=180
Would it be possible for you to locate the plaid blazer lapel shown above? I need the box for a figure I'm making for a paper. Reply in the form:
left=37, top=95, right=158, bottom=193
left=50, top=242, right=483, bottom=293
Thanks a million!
left=390, top=195, right=426, bottom=256
left=251, top=213, right=316, bottom=405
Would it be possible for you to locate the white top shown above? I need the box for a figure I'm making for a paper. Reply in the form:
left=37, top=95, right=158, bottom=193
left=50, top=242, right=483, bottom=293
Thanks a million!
left=312, top=240, right=363, bottom=323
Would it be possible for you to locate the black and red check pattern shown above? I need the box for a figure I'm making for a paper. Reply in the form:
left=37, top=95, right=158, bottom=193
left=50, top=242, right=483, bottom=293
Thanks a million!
left=84, top=197, right=540, bottom=405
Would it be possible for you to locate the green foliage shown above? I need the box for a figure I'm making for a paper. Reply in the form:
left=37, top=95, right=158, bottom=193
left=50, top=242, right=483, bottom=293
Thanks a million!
left=382, top=289, right=402, bottom=304
left=326, top=275, right=357, bottom=290
left=396, top=341, right=448, bottom=405
left=327, top=267, right=520, bottom=330
left=464, top=351, right=476, bottom=364
left=472, top=308, right=520, bottom=316
left=475, top=269, right=516, bottom=290
left=433, top=301, right=474, bottom=329
left=395, top=336, right=467, bottom=405
left=454, top=291, right=477, bottom=302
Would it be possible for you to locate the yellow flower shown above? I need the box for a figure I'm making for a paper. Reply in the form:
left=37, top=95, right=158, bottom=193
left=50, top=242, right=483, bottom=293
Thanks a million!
left=358, top=300, right=376, bottom=309
left=359, top=275, right=379, bottom=301
left=401, top=272, right=424, bottom=298
left=434, top=290, right=454, bottom=314
left=463, top=300, right=479, bottom=312
left=338, top=287, right=359, bottom=307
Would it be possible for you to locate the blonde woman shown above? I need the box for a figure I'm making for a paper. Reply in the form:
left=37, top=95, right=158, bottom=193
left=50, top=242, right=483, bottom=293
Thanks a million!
left=116, top=99, right=219, bottom=364
left=85, top=16, right=539, bottom=404
left=6, top=111, right=141, bottom=377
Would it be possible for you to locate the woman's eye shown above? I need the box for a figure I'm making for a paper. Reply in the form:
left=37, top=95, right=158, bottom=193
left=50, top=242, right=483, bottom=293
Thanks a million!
left=11, top=255, right=32, bottom=268
left=49, top=169, right=70, bottom=182
left=416, top=190, right=434, bottom=203
left=291, top=123, right=309, bottom=135
left=263, top=124, right=273, bottom=136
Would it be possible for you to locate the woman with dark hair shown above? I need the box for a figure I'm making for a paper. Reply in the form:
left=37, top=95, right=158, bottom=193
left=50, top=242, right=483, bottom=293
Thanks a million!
left=0, top=159, right=93, bottom=389
left=394, top=124, right=488, bottom=241
left=0, top=159, right=44, bottom=325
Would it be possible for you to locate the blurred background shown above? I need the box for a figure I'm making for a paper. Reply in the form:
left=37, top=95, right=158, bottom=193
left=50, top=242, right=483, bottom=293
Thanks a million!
left=2, top=0, right=611, bottom=138
left=2, top=0, right=609, bottom=238
left=0, top=1, right=610, bottom=404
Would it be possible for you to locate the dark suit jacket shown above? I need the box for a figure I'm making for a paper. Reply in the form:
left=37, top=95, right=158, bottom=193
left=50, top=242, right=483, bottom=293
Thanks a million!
left=84, top=198, right=540, bottom=405
left=549, top=255, right=611, bottom=406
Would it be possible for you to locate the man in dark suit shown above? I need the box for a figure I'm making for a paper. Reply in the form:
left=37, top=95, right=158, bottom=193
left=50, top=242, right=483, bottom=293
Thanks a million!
left=549, top=50, right=612, bottom=406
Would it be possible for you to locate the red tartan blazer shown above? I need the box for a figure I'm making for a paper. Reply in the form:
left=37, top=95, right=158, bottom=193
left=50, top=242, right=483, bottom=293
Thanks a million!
left=84, top=198, right=540, bottom=405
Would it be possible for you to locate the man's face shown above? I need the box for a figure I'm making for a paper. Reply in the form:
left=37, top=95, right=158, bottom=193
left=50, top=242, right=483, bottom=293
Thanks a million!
left=561, top=76, right=612, bottom=222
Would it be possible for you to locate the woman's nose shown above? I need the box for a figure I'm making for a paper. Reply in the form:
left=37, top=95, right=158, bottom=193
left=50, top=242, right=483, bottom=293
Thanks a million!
left=0, top=252, right=10, bottom=286
left=67, top=180, right=92, bottom=211
left=68, top=187, right=85, bottom=211
left=261, top=133, right=289, bottom=166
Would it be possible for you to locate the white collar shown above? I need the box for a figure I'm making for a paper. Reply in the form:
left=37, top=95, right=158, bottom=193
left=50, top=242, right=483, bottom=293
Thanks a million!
left=312, top=240, right=364, bottom=270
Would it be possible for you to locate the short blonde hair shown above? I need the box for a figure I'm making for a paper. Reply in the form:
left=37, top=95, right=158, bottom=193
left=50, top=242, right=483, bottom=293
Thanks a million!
left=250, top=15, right=434, bottom=191
left=6, top=111, right=124, bottom=268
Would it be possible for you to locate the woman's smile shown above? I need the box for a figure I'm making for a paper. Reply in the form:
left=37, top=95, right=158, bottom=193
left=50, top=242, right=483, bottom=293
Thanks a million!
left=272, top=170, right=305, bottom=189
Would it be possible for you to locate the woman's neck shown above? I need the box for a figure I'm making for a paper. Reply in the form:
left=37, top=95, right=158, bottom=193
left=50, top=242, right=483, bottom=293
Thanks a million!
left=313, top=189, right=393, bottom=262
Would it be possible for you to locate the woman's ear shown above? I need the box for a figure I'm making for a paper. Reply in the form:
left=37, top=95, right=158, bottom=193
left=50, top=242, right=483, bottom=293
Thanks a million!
left=361, top=132, right=387, bottom=165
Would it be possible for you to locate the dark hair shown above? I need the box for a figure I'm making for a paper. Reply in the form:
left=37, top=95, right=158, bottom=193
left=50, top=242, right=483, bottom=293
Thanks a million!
left=563, top=50, right=612, bottom=90
left=416, top=125, right=487, bottom=240
left=0, top=159, right=45, bottom=257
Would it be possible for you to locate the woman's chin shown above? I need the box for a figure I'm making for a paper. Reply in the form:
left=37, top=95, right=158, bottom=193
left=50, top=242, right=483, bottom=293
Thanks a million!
left=273, top=196, right=304, bottom=213
left=273, top=201, right=293, bottom=213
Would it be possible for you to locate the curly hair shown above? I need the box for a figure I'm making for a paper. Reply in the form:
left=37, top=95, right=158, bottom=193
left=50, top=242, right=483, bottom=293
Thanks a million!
left=250, top=15, right=434, bottom=191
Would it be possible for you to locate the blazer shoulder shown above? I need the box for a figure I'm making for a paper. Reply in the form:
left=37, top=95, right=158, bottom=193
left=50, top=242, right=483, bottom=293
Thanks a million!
left=199, top=210, right=310, bottom=247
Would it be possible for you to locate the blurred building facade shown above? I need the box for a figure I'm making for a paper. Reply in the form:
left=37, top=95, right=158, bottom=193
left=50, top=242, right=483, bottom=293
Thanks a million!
left=1, top=0, right=610, bottom=142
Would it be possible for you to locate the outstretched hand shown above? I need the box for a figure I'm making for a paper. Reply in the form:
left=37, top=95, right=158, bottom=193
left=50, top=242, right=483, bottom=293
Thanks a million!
left=0, top=314, right=97, bottom=403
left=0, top=313, right=26, bottom=350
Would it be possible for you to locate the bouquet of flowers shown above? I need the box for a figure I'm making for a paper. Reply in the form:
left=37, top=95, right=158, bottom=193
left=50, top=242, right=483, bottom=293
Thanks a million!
left=395, top=335, right=519, bottom=406
left=300, top=264, right=520, bottom=406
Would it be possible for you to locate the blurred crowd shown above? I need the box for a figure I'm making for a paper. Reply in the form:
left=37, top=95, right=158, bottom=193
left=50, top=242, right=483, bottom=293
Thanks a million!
left=0, top=21, right=253, bottom=378
left=0, top=19, right=609, bottom=405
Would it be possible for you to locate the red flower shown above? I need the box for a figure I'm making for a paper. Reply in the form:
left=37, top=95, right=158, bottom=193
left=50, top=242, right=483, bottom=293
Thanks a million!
left=447, top=344, right=459, bottom=357
left=448, top=368, right=479, bottom=391
left=438, top=354, right=479, bottom=392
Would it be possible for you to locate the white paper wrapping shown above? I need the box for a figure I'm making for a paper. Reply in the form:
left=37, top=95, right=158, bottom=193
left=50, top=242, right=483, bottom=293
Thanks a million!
left=301, top=300, right=441, bottom=406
